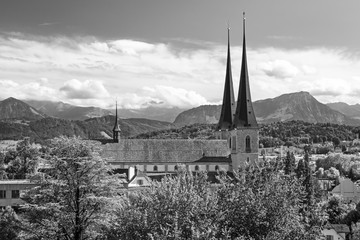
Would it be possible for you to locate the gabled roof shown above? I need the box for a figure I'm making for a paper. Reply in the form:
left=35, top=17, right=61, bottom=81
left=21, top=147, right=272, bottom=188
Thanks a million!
left=233, top=13, right=258, bottom=129
left=217, top=28, right=235, bottom=131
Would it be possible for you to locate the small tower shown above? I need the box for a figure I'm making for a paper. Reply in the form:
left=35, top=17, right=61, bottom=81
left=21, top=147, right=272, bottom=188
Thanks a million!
left=216, top=26, right=236, bottom=140
left=113, top=101, right=121, bottom=143
left=231, top=13, right=259, bottom=170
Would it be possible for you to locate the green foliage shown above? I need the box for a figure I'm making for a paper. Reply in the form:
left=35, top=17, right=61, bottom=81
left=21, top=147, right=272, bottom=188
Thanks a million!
left=0, top=206, right=22, bottom=240
left=324, top=195, right=355, bottom=224
left=284, top=151, right=296, bottom=175
left=4, top=138, right=40, bottom=179
left=21, top=136, right=123, bottom=240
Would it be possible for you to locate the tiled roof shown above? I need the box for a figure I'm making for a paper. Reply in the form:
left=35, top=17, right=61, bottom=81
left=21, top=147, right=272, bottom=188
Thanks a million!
left=194, top=156, right=231, bottom=163
left=326, top=223, right=350, bottom=233
left=100, top=139, right=230, bottom=163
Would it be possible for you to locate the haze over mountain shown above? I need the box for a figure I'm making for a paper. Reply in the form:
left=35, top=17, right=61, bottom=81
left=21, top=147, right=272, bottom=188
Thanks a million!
left=174, top=92, right=360, bottom=126
left=326, top=102, right=360, bottom=120
left=0, top=97, right=46, bottom=121
left=0, top=98, right=174, bottom=141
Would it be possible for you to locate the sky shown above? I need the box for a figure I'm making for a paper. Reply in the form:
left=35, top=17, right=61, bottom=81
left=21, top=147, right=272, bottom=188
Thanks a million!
left=1, top=0, right=360, bottom=109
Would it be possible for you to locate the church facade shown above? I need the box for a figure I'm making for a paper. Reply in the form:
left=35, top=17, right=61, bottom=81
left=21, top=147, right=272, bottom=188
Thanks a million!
left=100, top=14, right=259, bottom=174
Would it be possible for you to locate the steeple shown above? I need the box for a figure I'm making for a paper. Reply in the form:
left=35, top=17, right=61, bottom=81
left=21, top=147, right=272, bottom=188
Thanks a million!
left=233, top=12, right=258, bottom=129
left=113, top=101, right=121, bottom=142
left=217, top=26, right=236, bottom=131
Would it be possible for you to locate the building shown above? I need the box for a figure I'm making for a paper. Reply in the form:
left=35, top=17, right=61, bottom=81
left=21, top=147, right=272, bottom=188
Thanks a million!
left=331, top=178, right=360, bottom=202
left=100, top=13, right=259, bottom=173
left=321, top=223, right=349, bottom=240
left=0, top=180, right=36, bottom=207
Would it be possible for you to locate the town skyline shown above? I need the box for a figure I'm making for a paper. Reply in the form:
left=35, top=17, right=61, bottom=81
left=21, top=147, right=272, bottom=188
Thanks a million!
left=1, top=0, right=360, bottom=109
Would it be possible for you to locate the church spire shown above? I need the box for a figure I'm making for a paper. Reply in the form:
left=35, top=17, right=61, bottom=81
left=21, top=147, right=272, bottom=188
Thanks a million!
left=233, top=12, right=258, bottom=129
left=113, top=101, right=121, bottom=142
left=217, top=26, right=236, bottom=131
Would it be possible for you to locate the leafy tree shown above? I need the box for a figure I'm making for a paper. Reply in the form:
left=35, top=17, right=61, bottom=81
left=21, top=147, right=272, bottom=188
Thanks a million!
left=109, top=168, right=219, bottom=240
left=332, top=137, right=341, bottom=147
left=217, top=165, right=325, bottom=240
left=6, top=138, right=40, bottom=179
left=284, top=151, right=295, bottom=175
left=324, top=195, right=353, bottom=224
left=21, top=136, right=123, bottom=240
left=0, top=206, right=22, bottom=240
left=296, top=159, right=306, bottom=179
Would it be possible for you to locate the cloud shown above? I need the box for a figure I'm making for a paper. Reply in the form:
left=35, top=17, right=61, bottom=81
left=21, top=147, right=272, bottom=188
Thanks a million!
left=117, top=85, right=211, bottom=109
left=258, top=60, right=299, bottom=79
left=60, top=79, right=110, bottom=99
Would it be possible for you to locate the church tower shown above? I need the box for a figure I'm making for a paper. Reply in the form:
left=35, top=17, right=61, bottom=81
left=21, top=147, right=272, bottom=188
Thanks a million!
left=230, top=13, right=259, bottom=170
left=216, top=27, right=236, bottom=140
left=113, top=101, right=121, bottom=143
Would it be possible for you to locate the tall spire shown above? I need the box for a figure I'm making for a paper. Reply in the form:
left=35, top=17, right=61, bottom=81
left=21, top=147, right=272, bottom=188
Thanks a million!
left=217, top=26, right=236, bottom=131
left=113, top=101, right=121, bottom=142
left=233, top=12, right=258, bottom=129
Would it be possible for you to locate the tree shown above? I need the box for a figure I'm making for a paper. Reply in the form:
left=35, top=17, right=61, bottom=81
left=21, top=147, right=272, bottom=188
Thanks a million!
left=109, top=168, right=219, bottom=240
left=6, top=138, right=40, bottom=179
left=21, top=136, right=123, bottom=240
left=0, top=206, right=22, bottom=240
left=324, top=195, right=354, bottom=224
left=284, top=151, right=295, bottom=175
left=216, top=165, right=325, bottom=240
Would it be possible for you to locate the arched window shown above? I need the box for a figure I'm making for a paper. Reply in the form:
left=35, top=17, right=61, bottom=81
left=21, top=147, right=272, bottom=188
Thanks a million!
left=153, top=165, right=158, bottom=171
left=232, top=136, right=237, bottom=151
left=246, top=136, right=251, bottom=153
left=174, top=165, right=178, bottom=171
left=195, top=165, right=199, bottom=171
left=247, top=157, right=250, bottom=163
left=215, top=165, right=219, bottom=171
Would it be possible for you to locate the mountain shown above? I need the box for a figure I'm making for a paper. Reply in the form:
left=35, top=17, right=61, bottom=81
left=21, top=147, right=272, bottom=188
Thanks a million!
left=327, top=102, right=360, bottom=120
left=25, top=100, right=113, bottom=120
left=117, top=107, right=186, bottom=123
left=174, top=92, right=360, bottom=126
left=25, top=100, right=186, bottom=122
left=0, top=97, right=46, bottom=120
left=174, top=105, right=221, bottom=126
left=0, top=116, right=174, bottom=142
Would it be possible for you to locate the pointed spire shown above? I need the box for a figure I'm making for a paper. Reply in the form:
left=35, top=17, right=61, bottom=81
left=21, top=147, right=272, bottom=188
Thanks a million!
left=113, top=101, right=121, bottom=142
left=217, top=26, right=236, bottom=131
left=233, top=12, right=258, bottom=129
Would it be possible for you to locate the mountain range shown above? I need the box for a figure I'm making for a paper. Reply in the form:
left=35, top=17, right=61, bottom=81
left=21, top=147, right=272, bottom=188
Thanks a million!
left=1, top=91, right=360, bottom=142
left=174, top=91, right=360, bottom=126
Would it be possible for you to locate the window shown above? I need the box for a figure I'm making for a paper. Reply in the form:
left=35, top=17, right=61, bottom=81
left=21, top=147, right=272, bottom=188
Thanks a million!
left=326, top=235, right=334, bottom=240
left=153, top=165, right=158, bottom=171
left=0, top=190, right=6, bottom=199
left=174, top=165, right=178, bottom=171
left=246, top=157, right=250, bottom=163
left=245, top=136, right=251, bottom=153
left=11, top=190, right=20, bottom=199
left=195, top=165, right=199, bottom=171
left=137, top=180, right=143, bottom=186
left=215, top=165, right=219, bottom=171
left=232, top=136, right=237, bottom=151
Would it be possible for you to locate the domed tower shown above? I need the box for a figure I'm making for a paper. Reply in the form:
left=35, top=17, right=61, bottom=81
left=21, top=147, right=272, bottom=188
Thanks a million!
left=230, top=13, right=259, bottom=170
left=113, top=101, right=121, bottom=143
left=216, top=27, right=236, bottom=140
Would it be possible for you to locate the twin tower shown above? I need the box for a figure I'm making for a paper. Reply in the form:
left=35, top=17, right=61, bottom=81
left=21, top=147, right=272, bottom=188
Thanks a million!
left=216, top=14, right=259, bottom=169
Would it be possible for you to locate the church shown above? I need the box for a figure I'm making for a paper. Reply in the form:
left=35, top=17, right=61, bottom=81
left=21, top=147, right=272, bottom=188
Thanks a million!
left=100, top=14, right=259, bottom=181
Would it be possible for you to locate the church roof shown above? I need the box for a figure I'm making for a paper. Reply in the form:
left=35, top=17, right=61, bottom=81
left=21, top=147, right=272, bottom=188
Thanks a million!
left=100, top=139, right=230, bottom=163
left=217, top=28, right=235, bottom=131
left=233, top=13, right=258, bottom=129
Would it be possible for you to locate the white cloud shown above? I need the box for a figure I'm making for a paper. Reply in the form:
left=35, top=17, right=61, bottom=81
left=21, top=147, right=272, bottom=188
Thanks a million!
left=60, top=79, right=110, bottom=99
left=258, top=60, right=299, bottom=79
left=117, top=85, right=211, bottom=109
left=2, top=32, right=360, bottom=108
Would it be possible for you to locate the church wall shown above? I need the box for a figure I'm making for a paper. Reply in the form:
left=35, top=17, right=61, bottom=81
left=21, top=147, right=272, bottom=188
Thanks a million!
left=231, top=128, right=259, bottom=170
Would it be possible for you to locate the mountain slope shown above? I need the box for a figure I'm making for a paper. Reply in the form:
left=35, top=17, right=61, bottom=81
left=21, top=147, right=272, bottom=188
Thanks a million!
left=25, top=100, right=113, bottom=120
left=174, top=92, right=360, bottom=126
left=327, top=102, right=360, bottom=120
left=0, top=97, right=46, bottom=120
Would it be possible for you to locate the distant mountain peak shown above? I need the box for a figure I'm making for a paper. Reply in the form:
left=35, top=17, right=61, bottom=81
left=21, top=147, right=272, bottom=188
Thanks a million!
left=0, top=97, right=46, bottom=121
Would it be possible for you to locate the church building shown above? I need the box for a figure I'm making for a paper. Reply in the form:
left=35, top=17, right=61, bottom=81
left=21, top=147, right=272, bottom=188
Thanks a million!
left=100, top=13, right=259, bottom=177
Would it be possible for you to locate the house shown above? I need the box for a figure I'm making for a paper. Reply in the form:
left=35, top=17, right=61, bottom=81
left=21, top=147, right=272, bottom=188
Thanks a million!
left=331, top=178, right=360, bottom=202
left=0, top=180, right=36, bottom=207
left=321, top=223, right=350, bottom=240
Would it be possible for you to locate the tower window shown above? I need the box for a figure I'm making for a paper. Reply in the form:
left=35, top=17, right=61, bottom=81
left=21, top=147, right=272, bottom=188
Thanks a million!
left=12, top=190, right=20, bottom=199
left=153, top=165, right=158, bottom=171
left=232, top=136, right=237, bottom=151
left=0, top=190, right=6, bottom=199
left=247, top=157, right=250, bottom=163
left=246, top=136, right=251, bottom=153
left=215, top=165, right=219, bottom=171
left=174, top=165, right=178, bottom=171
left=195, top=165, right=199, bottom=171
